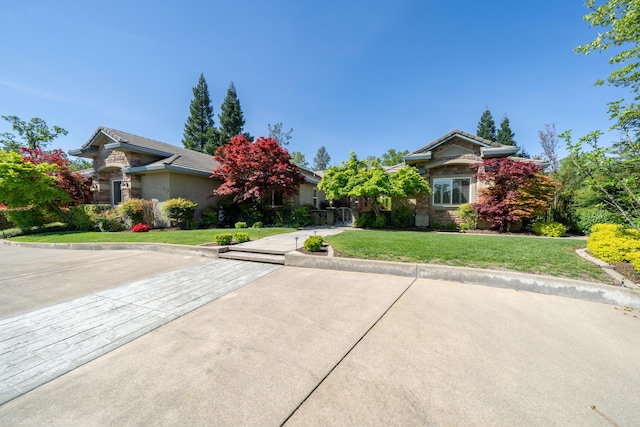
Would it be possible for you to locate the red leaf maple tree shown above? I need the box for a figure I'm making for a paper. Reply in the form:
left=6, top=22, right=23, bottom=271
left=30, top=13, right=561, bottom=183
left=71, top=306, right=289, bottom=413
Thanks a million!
left=21, top=148, right=92, bottom=206
left=471, top=158, right=557, bottom=231
left=211, top=135, right=304, bottom=203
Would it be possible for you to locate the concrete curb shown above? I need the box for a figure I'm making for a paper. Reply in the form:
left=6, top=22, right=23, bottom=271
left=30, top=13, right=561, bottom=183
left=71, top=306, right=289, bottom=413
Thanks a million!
left=4, top=238, right=638, bottom=309
left=285, top=251, right=640, bottom=309
left=0, top=239, right=223, bottom=258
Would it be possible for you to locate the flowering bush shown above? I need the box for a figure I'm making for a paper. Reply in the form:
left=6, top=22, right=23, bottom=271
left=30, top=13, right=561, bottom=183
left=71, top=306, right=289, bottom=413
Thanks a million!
left=132, top=223, right=150, bottom=233
left=587, top=223, right=640, bottom=271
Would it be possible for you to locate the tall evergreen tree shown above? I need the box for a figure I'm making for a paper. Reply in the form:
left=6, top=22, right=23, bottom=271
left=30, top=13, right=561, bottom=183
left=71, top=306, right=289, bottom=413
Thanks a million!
left=217, top=81, right=252, bottom=148
left=496, top=115, right=516, bottom=146
left=476, top=108, right=497, bottom=142
left=313, top=146, right=331, bottom=170
left=182, top=73, right=216, bottom=153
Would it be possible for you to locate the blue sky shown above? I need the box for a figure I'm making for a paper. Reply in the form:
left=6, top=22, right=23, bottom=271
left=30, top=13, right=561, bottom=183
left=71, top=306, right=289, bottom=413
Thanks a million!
left=0, top=1, right=627, bottom=166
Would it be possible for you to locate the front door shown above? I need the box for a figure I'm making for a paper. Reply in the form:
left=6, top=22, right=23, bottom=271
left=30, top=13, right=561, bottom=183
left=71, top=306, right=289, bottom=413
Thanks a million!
left=111, top=179, right=123, bottom=205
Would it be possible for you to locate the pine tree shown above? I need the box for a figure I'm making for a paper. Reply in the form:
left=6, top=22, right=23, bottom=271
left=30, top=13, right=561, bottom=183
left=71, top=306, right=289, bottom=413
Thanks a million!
left=476, top=108, right=497, bottom=142
left=182, top=73, right=216, bottom=153
left=216, top=81, right=252, bottom=149
left=313, top=146, right=331, bottom=170
left=496, top=115, right=516, bottom=146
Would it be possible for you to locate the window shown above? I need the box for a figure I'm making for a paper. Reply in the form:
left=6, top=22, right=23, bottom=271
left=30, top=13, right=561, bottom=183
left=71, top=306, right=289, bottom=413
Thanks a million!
left=433, top=177, right=470, bottom=206
left=313, top=188, right=318, bottom=209
left=271, top=191, right=284, bottom=207
left=111, top=179, right=123, bottom=205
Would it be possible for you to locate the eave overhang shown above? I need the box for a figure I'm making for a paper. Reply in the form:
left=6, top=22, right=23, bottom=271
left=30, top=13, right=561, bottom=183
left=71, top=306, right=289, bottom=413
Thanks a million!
left=481, top=146, right=519, bottom=158
left=122, top=164, right=213, bottom=177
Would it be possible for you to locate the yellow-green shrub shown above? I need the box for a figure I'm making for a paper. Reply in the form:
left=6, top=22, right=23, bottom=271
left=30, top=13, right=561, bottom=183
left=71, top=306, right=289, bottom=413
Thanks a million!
left=533, top=221, right=567, bottom=237
left=587, top=223, right=640, bottom=271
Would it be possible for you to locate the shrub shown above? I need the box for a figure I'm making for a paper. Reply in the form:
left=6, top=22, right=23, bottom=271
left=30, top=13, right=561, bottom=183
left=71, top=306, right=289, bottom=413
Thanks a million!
left=292, top=205, right=314, bottom=228
left=304, top=235, right=323, bottom=252
left=252, top=221, right=263, bottom=228
left=214, top=233, right=232, bottom=245
left=6, top=206, right=46, bottom=229
left=163, top=198, right=197, bottom=229
left=587, top=223, right=640, bottom=271
left=374, top=214, right=387, bottom=229
left=354, top=212, right=375, bottom=228
left=233, top=232, right=250, bottom=243
left=95, top=209, right=125, bottom=232
left=430, top=221, right=442, bottom=230
left=121, top=199, right=154, bottom=226
left=69, top=204, right=112, bottom=231
left=574, top=206, right=621, bottom=235
left=445, top=222, right=457, bottom=231
left=392, top=204, right=413, bottom=228
left=235, top=221, right=248, bottom=229
left=0, top=206, right=15, bottom=230
left=533, top=221, right=567, bottom=237
left=200, top=205, right=219, bottom=228
left=455, top=203, right=478, bottom=230
left=132, top=223, right=150, bottom=232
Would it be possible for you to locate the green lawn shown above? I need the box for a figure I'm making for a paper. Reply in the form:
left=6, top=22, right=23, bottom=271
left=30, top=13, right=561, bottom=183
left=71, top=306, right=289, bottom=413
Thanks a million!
left=9, top=227, right=294, bottom=246
left=324, top=230, right=609, bottom=283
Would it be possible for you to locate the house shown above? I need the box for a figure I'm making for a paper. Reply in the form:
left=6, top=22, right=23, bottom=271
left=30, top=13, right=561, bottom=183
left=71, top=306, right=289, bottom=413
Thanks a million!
left=403, top=129, right=535, bottom=228
left=70, top=127, right=324, bottom=219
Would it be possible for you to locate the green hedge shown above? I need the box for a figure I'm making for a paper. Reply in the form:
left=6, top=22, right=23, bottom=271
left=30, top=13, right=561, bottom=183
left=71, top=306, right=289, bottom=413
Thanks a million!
left=304, top=235, right=324, bottom=252
left=163, top=198, right=197, bottom=229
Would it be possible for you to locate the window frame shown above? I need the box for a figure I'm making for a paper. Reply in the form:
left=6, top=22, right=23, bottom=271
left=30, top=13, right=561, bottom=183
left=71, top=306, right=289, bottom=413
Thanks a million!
left=111, top=179, right=123, bottom=205
left=432, top=177, right=471, bottom=206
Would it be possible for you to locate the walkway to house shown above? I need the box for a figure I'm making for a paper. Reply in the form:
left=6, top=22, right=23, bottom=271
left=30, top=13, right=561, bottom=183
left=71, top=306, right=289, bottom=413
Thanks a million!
left=0, top=258, right=279, bottom=405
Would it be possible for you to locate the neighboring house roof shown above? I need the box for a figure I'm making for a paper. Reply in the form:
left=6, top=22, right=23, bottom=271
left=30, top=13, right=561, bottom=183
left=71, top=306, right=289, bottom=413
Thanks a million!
left=70, top=126, right=220, bottom=177
left=405, top=129, right=519, bottom=162
left=297, top=166, right=323, bottom=185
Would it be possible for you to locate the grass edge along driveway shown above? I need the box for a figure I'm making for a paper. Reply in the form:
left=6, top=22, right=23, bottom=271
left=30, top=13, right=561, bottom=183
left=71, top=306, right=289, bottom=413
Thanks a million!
left=8, top=228, right=293, bottom=246
left=324, top=230, right=609, bottom=284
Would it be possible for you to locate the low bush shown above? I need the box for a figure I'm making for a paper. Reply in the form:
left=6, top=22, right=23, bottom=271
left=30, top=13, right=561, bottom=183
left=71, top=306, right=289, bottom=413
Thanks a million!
left=5, top=206, right=46, bottom=229
left=213, top=233, right=232, bottom=245
left=374, top=214, right=387, bottom=229
left=392, top=204, right=413, bottom=228
left=355, top=212, right=375, bottom=228
left=575, top=206, right=622, bottom=235
left=0, top=206, right=15, bottom=230
left=132, top=223, right=150, bottom=233
left=163, top=198, right=197, bottom=229
left=292, top=205, right=314, bottom=228
left=304, top=235, right=323, bottom=252
left=455, top=203, right=478, bottom=230
left=95, top=209, right=125, bottom=232
left=235, top=221, right=248, bottom=229
left=430, top=221, right=442, bottom=230
left=69, top=204, right=112, bottom=231
left=587, top=223, right=640, bottom=272
left=445, top=222, right=457, bottom=231
left=252, top=221, right=263, bottom=228
left=233, top=232, right=250, bottom=243
left=121, top=199, right=154, bottom=226
left=533, top=221, right=567, bottom=237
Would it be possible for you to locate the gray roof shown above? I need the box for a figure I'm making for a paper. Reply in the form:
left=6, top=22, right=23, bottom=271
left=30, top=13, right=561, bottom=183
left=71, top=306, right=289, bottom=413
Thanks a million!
left=74, top=126, right=220, bottom=176
left=411, top=129, right=501, bottom=154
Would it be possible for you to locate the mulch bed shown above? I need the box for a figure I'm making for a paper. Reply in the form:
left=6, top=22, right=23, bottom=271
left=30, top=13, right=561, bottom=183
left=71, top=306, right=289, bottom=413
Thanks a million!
left=612, top=262, right=640, bottom=285
left=296, top=247, right=329, bottom=256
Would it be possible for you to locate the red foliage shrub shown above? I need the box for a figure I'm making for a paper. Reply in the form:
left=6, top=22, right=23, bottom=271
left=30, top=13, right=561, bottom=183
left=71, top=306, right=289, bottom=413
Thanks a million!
left=132, top=223, right=150, bottom=232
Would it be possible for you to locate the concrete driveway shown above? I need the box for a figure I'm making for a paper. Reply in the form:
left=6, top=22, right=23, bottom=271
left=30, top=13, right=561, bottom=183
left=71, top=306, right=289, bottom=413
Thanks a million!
left=0, top=245, right=639, bottom=425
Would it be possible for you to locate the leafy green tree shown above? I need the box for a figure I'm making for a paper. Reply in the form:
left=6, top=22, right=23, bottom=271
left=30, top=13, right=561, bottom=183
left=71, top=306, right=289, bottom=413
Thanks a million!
left=182, top=73, right=217, bottom=154
left=318, top=153, right=430, bottom=220
left=476, top=108, right=497, bottom=142
left=1, top=116, right=67, bottom=151
left=566, top=0, right=640, bottom=232
left=268, top=123, right=293, bottom=146
left=380, top=148, right=409, bottom=166
left=216, top=81, right=252, bottom=148
left=313, top=146, right=331, bottom=170
left=289, top=151, right=309, bottom=168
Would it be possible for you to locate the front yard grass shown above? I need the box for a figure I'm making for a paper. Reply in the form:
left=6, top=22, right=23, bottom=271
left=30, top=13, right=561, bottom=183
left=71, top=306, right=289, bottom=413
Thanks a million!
left=324, top=230, right=610, bottom=283
left=8, top=227, right=293, bottom=246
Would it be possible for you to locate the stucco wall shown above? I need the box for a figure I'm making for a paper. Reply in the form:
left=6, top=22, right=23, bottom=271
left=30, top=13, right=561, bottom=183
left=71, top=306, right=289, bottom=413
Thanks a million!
left=295, top=184, right=325, bottom=208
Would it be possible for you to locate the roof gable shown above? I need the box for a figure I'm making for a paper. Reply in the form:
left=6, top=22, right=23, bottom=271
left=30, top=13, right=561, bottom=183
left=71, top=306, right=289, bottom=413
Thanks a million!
left=411, top=129, right=499, bottom=155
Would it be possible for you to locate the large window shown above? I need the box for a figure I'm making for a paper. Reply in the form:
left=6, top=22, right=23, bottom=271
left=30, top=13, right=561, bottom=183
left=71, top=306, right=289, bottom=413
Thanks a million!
left=433, top=177, right=471, bottom=206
